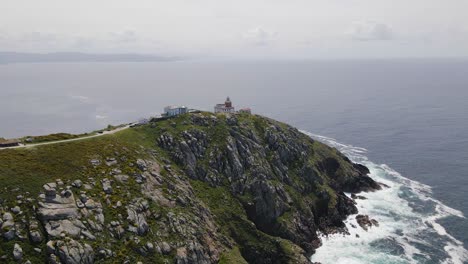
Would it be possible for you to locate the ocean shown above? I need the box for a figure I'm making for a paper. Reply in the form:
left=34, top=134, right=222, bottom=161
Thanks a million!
left=1, top=59, right=467, bottom=263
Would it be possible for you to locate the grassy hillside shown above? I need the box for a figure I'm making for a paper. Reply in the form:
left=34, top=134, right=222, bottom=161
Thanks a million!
left=0, top=112, right=378, bottom=263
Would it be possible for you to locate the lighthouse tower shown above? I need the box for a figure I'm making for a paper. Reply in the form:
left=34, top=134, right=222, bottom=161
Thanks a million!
left=225, top=97, right=232, bottom=108
left=214, top=96, right=235, bottom=113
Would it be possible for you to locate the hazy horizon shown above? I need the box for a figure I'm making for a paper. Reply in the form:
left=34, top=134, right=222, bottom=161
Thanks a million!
left=2, top=0, right=468, bottom=59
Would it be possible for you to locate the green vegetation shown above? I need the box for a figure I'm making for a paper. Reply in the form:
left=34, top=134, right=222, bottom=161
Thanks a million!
left=21, top=132, right=87, bottom=144
left=0, top=111, right=369, bottom=263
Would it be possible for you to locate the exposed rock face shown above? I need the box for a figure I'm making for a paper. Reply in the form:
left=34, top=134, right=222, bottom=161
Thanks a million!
left=38, top=188, right=78, bottom=221
left=157, top=113, right=380, bottom=259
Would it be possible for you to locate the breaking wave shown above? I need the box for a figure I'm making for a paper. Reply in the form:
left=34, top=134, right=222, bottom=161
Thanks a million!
left=301, top=131, right=468, bottom=264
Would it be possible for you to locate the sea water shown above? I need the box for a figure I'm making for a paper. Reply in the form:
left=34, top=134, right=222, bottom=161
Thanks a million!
left=306, top=132, right=468, bottom=264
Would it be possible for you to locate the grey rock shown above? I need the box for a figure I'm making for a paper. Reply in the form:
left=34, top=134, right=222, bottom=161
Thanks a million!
left=114, top=174, right=129, bottom=183
left=106, top=157, right=118, bottom=166
left=43, top=183, right=57, bottom=197
left=90, top=159, right=101, bottom=166
left=46, top=240, right=56, bottom=253
left=101, top=179, right=113, bottom=194
left=72, top=180, right=83, bottom=188
left=13, top=243, right=23, bottom=260
left=11, top=206, right=21, bottom=214
left=3, top=229, right=15, bottom=240
left=356, top=214, right=379, bottom=231
left=29, top=230, right=43, bottom=243
left=53, top=239, right=94, bottom=264
left=110, top=168, right=122, bottom=175
left=126, top=203, right=149, bottom=236
left=45, top=219, right=82, bottom=238
left=115, top=225, right=125, bottom=239
left=136, top=159, right=147, bottom=171
left=160, top=242, right=172, bottom=255
left=146, top=242, right=155, bottom=252
left=2, top=212, right=13, bottom=221
left=79, top=194, right=88, bottom=203
left=81, top=230, right=96, bottom=240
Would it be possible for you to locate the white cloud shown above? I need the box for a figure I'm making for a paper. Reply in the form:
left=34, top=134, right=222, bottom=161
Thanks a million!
left=70, top=95, right=91, bottom=104
left=348, top=21, right=394, bottom=41
left=242, top=27, right=278, bottom=46
left=95, top=115, right=108, bottom=120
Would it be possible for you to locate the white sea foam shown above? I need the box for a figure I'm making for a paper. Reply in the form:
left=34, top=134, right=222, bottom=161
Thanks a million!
left=301, top=131, right=468, bottom=264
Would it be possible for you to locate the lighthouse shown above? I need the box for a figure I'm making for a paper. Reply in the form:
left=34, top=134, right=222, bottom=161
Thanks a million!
left=214, top=96, right=235, bottom=113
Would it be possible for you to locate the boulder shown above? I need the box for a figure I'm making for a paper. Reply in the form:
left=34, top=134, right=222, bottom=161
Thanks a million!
left=13, top=243, right=23, bottom=260
left=114, top=174, right=129, bottom=183
left=90, top=159, right=101, bottom=166
left=126, top=204, right=149, bottom=236
left=136, top=159, right=147, bottom=171
left=356, top=214, right=379, bottom=231
left=160, top=242, right=172, bottom=255
left=29, top=230, right=43, bottom=243
left=101, top=179, right=112, bottom=194
left=52, top=239, right=94, bottom=264
left=71, top=180, right=83, bottom=188
left=11, top=206, right=21, bottom=214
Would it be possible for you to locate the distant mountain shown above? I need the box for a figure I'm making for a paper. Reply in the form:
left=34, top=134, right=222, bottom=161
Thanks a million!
left=0, top=52, right=182, bottom=63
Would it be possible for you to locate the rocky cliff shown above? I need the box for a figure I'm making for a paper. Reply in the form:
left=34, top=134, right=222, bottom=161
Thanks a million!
left=0, top=112, right=380, bottom=263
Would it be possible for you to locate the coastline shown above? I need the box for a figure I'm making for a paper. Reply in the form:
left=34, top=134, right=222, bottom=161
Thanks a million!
left=305, top=132, right=468, bottom=264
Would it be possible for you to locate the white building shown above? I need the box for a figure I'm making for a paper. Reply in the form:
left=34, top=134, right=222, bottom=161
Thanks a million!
left=214, top=97, right=235, bottom=113
left=164, top=106, right=188, bottom=117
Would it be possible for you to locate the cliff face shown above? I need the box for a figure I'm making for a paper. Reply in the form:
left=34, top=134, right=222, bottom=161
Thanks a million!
left=0, top=112, right=379, bottom=264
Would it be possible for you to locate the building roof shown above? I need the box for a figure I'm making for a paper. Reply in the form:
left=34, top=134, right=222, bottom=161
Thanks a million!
left=164, top=105, right=187, bottom=110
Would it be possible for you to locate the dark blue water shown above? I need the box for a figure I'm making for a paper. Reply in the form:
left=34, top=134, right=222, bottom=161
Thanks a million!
left=1, top=59, right=467, bottom=262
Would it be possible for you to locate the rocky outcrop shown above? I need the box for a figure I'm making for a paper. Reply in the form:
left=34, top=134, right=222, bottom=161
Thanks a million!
left=48, top=239, right=94, bottom=264
left=356, top=214, right=379, bottom=231
left=126, top=200, right=149, bottom=236
left=157, top=113, right=379, bottom=258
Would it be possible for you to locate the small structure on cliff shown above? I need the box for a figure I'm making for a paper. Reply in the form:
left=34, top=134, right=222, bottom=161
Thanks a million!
left=214, top=97, right=235, bottom=113
left=163, top=106, right=188, bottom=117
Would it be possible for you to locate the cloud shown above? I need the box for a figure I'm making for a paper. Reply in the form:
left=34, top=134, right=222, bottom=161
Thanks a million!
left=109, top=30, right=138, bottom=43
left=242, top=27, right=278, bottom=46
left=95, top=115, right=108, bottom=120
left=348, top=21, right=393, bottom=41
left=70, top=95, right=91, bottom=104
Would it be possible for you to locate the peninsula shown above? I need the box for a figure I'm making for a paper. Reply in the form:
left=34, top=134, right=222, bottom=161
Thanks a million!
left=0, top=112, right=381, bottom=263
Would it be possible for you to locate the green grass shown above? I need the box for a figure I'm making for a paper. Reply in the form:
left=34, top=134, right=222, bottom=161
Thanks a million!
left=219, top=246, right=248, bottom=264
left=21, top=132, right=88, bottom=144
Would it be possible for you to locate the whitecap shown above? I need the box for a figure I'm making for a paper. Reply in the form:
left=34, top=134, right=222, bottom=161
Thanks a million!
left=300, top=131, right=468, bottom=264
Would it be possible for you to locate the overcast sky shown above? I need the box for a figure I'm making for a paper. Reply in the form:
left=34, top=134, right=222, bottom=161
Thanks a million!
left=1, top=0, right=468, bottom=59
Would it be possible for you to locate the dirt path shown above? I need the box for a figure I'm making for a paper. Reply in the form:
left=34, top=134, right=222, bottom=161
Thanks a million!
left=1, top=125, right=130, bottom=150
